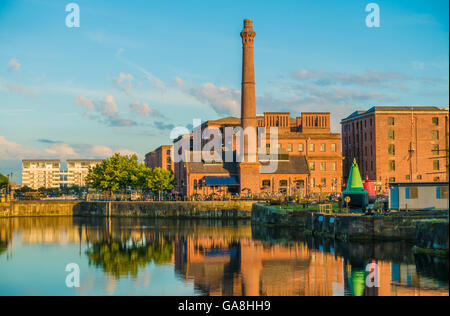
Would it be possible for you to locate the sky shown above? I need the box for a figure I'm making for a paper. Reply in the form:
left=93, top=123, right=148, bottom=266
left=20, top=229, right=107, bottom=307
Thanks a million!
left=0, top=0, right=448, bottom=183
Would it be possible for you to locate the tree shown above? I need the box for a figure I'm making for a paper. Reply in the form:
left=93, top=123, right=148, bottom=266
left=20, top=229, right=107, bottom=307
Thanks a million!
left=86, top=153, right=140, bottom=196
left=148, top=167, right=175, bottom=201
left=0, top=173, right=8, bottom=192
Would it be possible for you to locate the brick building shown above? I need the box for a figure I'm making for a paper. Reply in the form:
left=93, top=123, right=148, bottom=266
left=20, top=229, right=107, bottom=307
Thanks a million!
left=341, top=106, right=449, bottom=192
left=144, top=145, right=174, bottom=172
left=170, top=19, right=342, bottom=199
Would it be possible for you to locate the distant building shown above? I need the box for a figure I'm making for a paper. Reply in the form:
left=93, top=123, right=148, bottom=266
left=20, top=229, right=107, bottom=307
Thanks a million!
left=145, top=145, right=174, bottom=172
left=389, top=182, right=449, bottom=211
left=64, top=159, right=102, bottom=187
left=22, top=160, right=61, bottom=189
left=341, top=106, right=449, bottom=192
left=22, top=159, right=102, bottom=189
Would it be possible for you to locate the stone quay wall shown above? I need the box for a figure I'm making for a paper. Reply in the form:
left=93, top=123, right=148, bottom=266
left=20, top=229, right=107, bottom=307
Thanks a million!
left=414, top=220, right=449, bottom=252
left=251, top=204, right=309, bottom=228
left=0, top=200, right=255, bottom=219
left=251, top=203, right=448, bottom=241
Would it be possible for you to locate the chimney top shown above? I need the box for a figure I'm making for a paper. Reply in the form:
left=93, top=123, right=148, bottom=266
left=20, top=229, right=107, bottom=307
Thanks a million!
left=244, top=19, right=253, bottom=27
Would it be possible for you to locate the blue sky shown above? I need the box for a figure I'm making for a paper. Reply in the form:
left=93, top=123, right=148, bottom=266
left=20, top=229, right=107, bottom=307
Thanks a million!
left=0, top=0, right=448, bottom=183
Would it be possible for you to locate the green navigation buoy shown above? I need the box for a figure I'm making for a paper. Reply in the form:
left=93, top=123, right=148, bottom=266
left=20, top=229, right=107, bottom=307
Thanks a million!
left=343, top=158, right=369, bottom=210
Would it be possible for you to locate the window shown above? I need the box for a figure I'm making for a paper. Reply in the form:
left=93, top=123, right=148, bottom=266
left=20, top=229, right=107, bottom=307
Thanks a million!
left=331, top=162, right=337, bottom=171
left=437, top=186, right=449, bottom=199
left=388, top=130, right=395, bottom=140
left=262, top=180, right=271, bottom=187
left=320, top=162, right=326, bottom=171
left=331, top=144, right=337, bottom=152
left=433, top=160, right=440, bottom=171
left=309, top=143, right=315, bottom=152
left=309, top=162, right=315, bottom=171
left=310, top=178, right=315, bottom=188
left=279, top=180, right=288, bottom=187
left=389, top=177, right=396, bottom=182
left=298, top=143, right=304, bottom=152
left=432, top=144, right=439, bottom=155
left=405, top=187, right=418, bottom=199
left=320, top=144, right=326, bottom=152
left=332, top=178, right=338, bottom=187
left=405, top=175, right=410, bottom=180
left=434, top=177, right=440, bottom=182
left=287, top=144, right=293, bottom=152
left=388, top=117, right=395, bottom=126
left=194, top=180, right=198, bottom=190
left=417, top=175, right=422, bottom=180
left=321, top=178, right=326, bottom=187
left=388, top=144, right=395, bottom=156
left=389, top=160, right=395, bottom=171
left=277, top=144, right=282, bottom=149
left=432, top=130, right=439, bottom=140
left=432, top=117, right=439, bottom=126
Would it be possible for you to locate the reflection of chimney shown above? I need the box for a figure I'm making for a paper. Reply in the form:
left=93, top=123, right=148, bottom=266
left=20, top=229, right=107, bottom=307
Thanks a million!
left=240, top=19, right=257, bottom=132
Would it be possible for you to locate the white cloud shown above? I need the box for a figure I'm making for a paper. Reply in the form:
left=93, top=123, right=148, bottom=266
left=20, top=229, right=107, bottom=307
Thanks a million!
left=75, top=95, right=136, bottom=127
left=175, top=77, right=185, bottom=87
left=8, top=58, right=21, bottom=72
left=99, top=95, right=119, bottom=118
left=44, top=143, right=78, bottom=158
left=2, top=81, right=37, bottom=97
left=75, top=95, right=95, bottom=110
left=0, top=136, right=39, bottom=160
left=0, top=136, right=138, bottom=161
left=189, top=83, right=240, bottom=116
left=113, top=73, right=134, bottom=95
left=128, top=101, right=151, bottom=116
left=88, top=145, right=113, bottom=157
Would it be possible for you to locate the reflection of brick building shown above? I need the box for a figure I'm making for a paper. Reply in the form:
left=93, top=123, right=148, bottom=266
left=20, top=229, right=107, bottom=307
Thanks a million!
left=172, top=20, right=342, bottom=198
left=341, top=106, right=449, bottom=191
left=144, top=145, right=174, bottom=172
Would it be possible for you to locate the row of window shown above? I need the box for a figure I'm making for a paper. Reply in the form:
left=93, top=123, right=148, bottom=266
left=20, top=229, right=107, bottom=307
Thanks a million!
left=387, top=144, right=441, bottom=156
left=387, top=129, right=440, bottom=140
left=388, top=117, right=440, bottom=126
left=274, top=143, right=338, bottom=153
left=388, top=160, right=440, bottom=171
left=405, top=186, right=448, bottom=200
left=309, top=161, right=338, bottom=171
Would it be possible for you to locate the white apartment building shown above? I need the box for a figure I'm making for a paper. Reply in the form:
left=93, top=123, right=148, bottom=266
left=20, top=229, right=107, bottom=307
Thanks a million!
left=65, top=159, right=102, bottom=187
left=22, top=160, right=61, bottom=189
left=22, top=159, right=102, bottom=189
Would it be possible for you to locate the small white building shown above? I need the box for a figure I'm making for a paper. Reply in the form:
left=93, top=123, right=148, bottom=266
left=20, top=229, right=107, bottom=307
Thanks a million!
left=389, top=182, right=449, bottom=211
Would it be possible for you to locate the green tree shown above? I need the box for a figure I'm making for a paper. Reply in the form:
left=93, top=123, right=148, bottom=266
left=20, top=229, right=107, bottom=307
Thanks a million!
left=148, top=167, right=175, bottom=200
left=0, top=173, right=8, bottom=192
left=86, top=153, right=140, bottom=196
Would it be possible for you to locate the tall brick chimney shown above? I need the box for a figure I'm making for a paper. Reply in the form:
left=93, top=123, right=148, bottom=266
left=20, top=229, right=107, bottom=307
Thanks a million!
left=239, top=19, right=260, bottom=196
left=240, top=19, right=257, bottom=130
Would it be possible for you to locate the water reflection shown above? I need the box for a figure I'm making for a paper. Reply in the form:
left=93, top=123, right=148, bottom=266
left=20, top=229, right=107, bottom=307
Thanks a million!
left=0, top=217, right=448, bottom=296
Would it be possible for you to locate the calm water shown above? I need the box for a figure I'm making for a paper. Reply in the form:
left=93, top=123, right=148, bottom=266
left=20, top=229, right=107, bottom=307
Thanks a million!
left=0, top=217, right=448, bottom=296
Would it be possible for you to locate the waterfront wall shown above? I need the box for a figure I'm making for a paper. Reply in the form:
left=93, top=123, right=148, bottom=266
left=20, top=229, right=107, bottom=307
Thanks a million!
left=0, top=200, right=255, bottom=218
left=251, top=204, right=309, bottom=228
left=251, top=203, right=448, bottom=241
left=414, top=220, right=449, bottom=252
